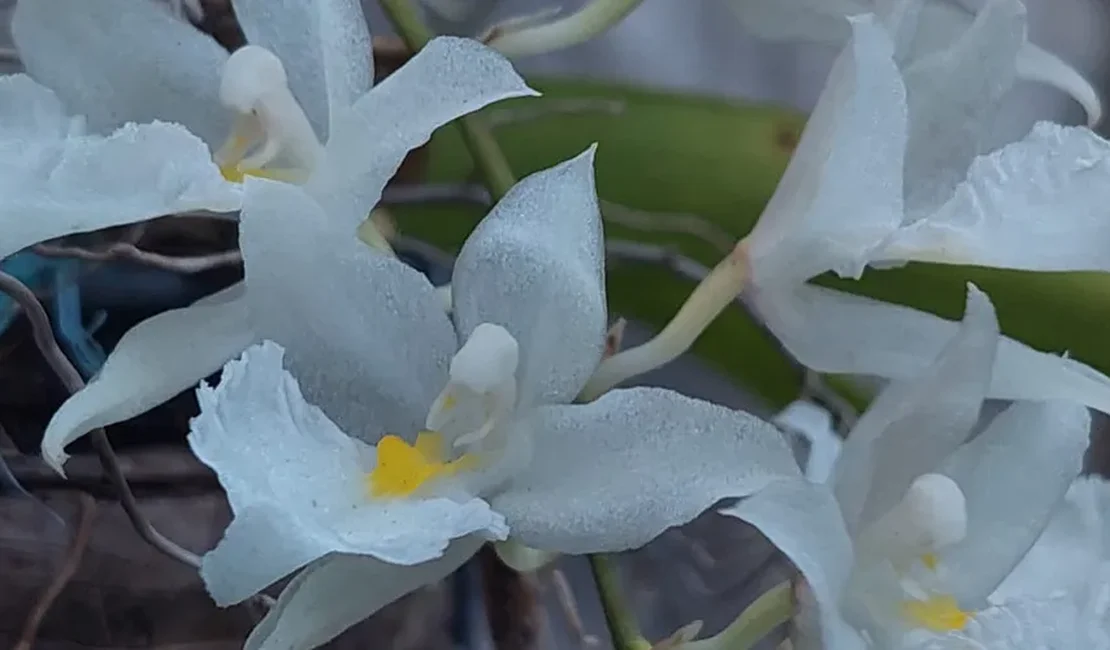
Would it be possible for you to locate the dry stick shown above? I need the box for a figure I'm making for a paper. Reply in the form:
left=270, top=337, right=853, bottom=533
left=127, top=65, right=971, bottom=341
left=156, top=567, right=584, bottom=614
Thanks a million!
left=549, top=568, right=600, bottom=648
left=14, top=492, right=97, bottom=650
left=33, top=242, right=243, bottom=274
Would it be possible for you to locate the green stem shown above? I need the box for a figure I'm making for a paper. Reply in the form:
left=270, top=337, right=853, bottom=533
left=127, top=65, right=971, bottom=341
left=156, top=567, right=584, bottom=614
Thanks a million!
left=378, top=0, right=518, bottom=200
left=687, top=581, right=794, bottom=650
left=588, top=554, right=651, bottom=650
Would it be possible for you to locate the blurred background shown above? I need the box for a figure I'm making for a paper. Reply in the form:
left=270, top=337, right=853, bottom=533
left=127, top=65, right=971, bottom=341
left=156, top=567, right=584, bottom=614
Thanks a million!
left=1, top=1, right=1109, bottom=649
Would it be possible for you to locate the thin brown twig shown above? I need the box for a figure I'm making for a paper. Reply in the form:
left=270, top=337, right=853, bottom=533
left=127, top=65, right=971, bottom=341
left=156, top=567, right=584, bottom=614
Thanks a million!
left=601, top=200, right=737, bottom=255
left=15, top=492, right=97, bottom=650
left=33, top=242, right=242, bottom=274
left=549, top=567, right=600, bottom=648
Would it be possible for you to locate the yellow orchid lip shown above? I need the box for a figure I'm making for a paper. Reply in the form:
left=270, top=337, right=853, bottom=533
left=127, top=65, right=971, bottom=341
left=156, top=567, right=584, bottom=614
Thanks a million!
left=900, top=595, right=971, bottom=633
left=367, top=431, right=477, bottom=498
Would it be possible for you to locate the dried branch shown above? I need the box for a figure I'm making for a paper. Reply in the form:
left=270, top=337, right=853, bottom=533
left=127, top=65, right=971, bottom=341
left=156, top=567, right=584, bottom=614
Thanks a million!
left=33, top=242, right=242, bottom=274
left=549, top=567, right=600, bottom=648
left=601, top=201, right=737, bottom=255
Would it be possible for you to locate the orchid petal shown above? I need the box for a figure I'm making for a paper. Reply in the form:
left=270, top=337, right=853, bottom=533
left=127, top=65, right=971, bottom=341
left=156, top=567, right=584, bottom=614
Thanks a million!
left=832, top=284, right=997, bottom=534
left=12, top=0, right=230, bottom=145
left=305, top=37, right=537, bottom=229
left=191, top=342, right=505, bottom=605
left=452, top=147, right=606, bottom=407
left=41, top=285, right=253, bottom=474
left=745, top=15, right=906, bottom=285
left=1017, top=43, right=1103, bottom=129
left=245, top=539, right=483, bottom=650
left=239, top=178, right=455, bottom=439
left=491, top=386, right=801, bottom=553
left=230, top=0, right=373, bottom=138
left=878, top=122, right=1110, bottom=273
left=751, top=283, right=1110, bottom=415
left=937, top=400, right=1091, bottom=607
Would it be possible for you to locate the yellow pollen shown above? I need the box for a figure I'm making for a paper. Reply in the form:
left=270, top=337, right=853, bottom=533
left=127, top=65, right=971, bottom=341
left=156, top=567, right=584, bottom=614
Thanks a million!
left=218, top=164, right=298, bottom=184
left=921, top=553, right=939, bottom=571
left=901, top=595, right=971, bottom=632
left=442, top=393, right=458, bottom=410
left=367, top=432, right=476, bottom=498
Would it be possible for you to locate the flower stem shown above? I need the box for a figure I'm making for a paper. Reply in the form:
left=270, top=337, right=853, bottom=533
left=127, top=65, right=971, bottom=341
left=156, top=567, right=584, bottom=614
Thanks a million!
left=378, top=0, right=518, bottom=200
left=686, top=581, right=794, bottom=650
left=484, top=0, right=646, bottom=58
left=588, top=554, right=651, bottom=650
left=579, top=239, right=750, bottom=401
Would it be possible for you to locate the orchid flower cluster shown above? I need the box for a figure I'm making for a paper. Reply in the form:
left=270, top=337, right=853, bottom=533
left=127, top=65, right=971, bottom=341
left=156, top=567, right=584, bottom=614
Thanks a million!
left=3, top=0, right=1110, bottom=648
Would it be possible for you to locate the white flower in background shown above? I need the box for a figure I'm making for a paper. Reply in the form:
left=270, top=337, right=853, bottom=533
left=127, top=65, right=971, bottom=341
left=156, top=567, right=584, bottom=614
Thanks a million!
left=4, top=0, right=534, bottom=259
left=726, top=285, right=1093, bottom=650
left=183, top=148, right=811, bottom=650
left=31, top=0, right=538, bottom=474
left=731, top=6, right=1110, bottom=416
left=729, top=0, right=1101, bottom=127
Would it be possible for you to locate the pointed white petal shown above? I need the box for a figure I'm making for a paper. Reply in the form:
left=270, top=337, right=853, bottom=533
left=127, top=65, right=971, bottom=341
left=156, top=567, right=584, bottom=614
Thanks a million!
left=239, top=179, right=455, bottom=440
left=229, top=0, right=372, bottom=138
left=491, top=386, right=801, bottom=553
left=832, top=285, right=997, bottom=534
left=453, top=147, right=607, bottom=407
left=727, top=0, right=860, bottom=43
left=1017, top=43, right=1102, bottom=128
left=878, top=122, right=1110, bottom=273
left=304, top=37, right=538, bottom=229
left=192, top=342, right=505, bottom=605
left=12, top=0, right=230, bottom=145
left=0, top=74, right=70, bottom=140
left=936, top=400, right=1090, bottom=607
left=721, top=480, right=867, bottom=650
left=41, top=286, right=253, bottom=474
left=899, top=0, right=1023, bottom=216
left=745, top=15, right=906, bottom=285
left=991, top=476, right=1110, bottom=603
left=245, top=539, right=482, bottom=650
left=751, top=283, right=1110, bottom=415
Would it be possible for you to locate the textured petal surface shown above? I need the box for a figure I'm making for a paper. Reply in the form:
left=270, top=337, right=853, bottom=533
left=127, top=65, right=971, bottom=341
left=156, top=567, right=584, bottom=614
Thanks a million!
left=936, top=400, right=1091, bottom=608
left=41, top=286, right=253, bottom=474
left=0, top=113, right=241, bottom=262
left=878, top=123, right=1110, bottom=272
left=304, top=36, right=537, bottom=229
left=0, top=74, right=71, bottom=141
left=452, top=147, right=606, bottom=407
left=722, top=480, right=867, bottom=650
left=240, top=178, right=454, bottom=440
left=745, top=15, right=906, bottom=285
left=491, top=386, right=801, bottom=553
left=751, top=283, right=1110, bottom=415
left=230, top=0, right=372, bottom=138
left=245, top=539, right=482, bottom=650
left=832, top=285, right=997, bottom=534
left=898, top=0, right=1022, bottom=216
left=12, top=0, right=230, bottom=145
left=191, top=342, right=505, bottom=605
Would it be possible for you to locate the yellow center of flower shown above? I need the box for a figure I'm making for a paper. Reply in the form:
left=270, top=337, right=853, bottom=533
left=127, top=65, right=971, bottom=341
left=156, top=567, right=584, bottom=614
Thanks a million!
left=900, top=595, right=971, bottom=632
left=920, top=552, right=939, bottom=571
left=367, top=431, right=477, bottom=498
left=218, top=163, right=302, bottom=184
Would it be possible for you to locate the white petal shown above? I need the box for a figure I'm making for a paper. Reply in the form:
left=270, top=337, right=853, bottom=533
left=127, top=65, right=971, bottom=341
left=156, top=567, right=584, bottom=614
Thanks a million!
left=721, top=479, right=867, bottom=650
left=902, top=594, right=1102, bottom=650
left=990, top=476, right=1109, bottom=603
left=0, top=74, right=71, bottom=141
left=12, top=0, right=231, bottom=145
left=452, top=147, right=607, bottom=407
left=229, top=0, right=372, bottom=139
left=727, top=0, right=860, bottom=43
left=0, top=116, right=240, bottom=261
left=832, top=285, right=997, bottom=534
left=304, top=37, right=538, bottom=229
left=1017, top=43, right=1102, bottom=129
left=41, top=286, right=253, bottom=474
left=192, top=342, right=505, bottom=604
left=245, top=539, right=482, bottom=650
left=745, top=15, right=906, bottom=285
left=751, top=283, right=1110, bottom=415
left=877, top=122, right=1110, bottom=273
left=490, top=386, right=802, bottom=553
left=898, top=0, right=1023, bottom=216
left=239, top=178, right=455, bottom=440
left=936, top=400, right=1090, bottom=607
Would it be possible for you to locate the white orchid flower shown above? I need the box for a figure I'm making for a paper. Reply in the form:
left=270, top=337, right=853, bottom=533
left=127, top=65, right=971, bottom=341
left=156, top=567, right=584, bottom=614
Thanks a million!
left=183, top=148, right=810, bottom=650
left=733, top=9, right=1110, bottom=417
left=5, top=0, right=534, bottom=258
left=725, top=285, right=1092, bottom=650
left=33, top=8, right=537, bottom=474
left=729, top=0, right=1100, bottom=127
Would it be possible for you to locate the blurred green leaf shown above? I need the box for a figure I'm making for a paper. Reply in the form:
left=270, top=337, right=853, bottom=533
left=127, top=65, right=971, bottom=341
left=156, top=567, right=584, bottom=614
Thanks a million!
left=395, top=77, right=1110, bottom=409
